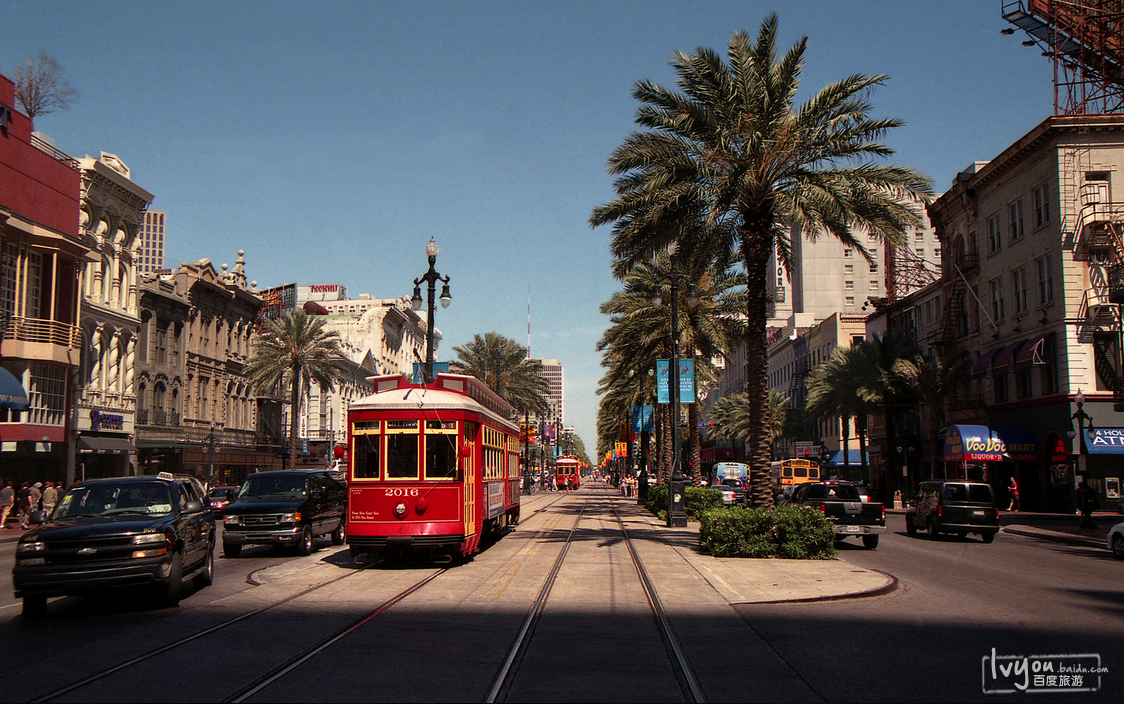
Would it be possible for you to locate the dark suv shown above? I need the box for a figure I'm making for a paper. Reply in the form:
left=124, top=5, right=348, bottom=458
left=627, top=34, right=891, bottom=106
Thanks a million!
left=221, top=470, right=346, bottom=557
left=12, top=473, right=215, bottom=618
left=906, top=480, right=999, bottom=542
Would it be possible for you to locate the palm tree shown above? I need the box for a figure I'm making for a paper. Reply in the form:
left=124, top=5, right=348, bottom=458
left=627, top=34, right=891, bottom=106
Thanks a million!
left=591, top=15, right=931, bottom=507
left=897, top=350, right=971, bottom=480
left=708, top=388, right=789, bottom=448
left=805, top=345, right=872, bottom=480
left=245, top=311, right=351, bottom=470
left=450, top=332, right=550, bottom=417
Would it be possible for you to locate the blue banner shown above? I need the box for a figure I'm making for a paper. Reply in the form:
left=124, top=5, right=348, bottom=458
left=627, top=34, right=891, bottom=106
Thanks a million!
left=632, top=405, right=654, bottom=432
left=412, top=362, right=450, bottom=383
left=657, top=359, right=695, bottom=404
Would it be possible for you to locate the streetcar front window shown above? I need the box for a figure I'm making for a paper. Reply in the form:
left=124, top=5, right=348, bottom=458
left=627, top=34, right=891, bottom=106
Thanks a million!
left=354, top=432, right=381, bottom=480
left=386, top=428, right=420, bottom=479
left=425, top=432, right=457, bottom=480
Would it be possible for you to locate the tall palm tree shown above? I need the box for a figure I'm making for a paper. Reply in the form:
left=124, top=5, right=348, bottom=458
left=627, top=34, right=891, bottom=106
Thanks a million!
left=708, top=388, right=789, bottom=448
left=805, top=345, right=872, bottom=480
left=245, top=311, right=350, bottom=470
left=591, top=15, right=931, bottom=507
left=450, top=332, right=550, bottom=417
left=897, top=350, right=971, bottom=480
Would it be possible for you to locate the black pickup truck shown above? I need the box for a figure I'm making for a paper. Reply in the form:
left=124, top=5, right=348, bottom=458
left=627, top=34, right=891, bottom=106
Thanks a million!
left=788, top=480, right=886, bottom=549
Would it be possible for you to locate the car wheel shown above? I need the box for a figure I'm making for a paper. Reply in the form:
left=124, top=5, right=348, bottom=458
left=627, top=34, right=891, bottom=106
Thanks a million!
left=862, top=534, right=879, bottom=549
left=296, top=526, right=314, bottom=556
left=163, top=552, right=183, bottom=606
left=194, top=545, right=215, bottom=588
left=928, top=520, right=940, bottom=541
left=982, top=531, right=996, bottom=544
left=905, top=516, right=917, bottom=536
left=331, top=518, right=345, bottom=546
left=222, top=541, right=241, bottom=558
left=1111, top=533, right=1124, bottom=559
left=22, top=595, right=47, bottom=620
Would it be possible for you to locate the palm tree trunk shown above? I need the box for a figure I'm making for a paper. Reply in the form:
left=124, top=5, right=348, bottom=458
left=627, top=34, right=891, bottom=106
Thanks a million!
left=688, top=402, right=701, bottom=486
left=742, top=233, right=774, bottom=508
left=288, top=365, right=301, bottom=471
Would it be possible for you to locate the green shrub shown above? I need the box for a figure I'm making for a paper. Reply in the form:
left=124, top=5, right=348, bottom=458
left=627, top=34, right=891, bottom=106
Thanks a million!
left=698, top=504, right=836, bottom=559
left=643, top=484, right=723, bottom=519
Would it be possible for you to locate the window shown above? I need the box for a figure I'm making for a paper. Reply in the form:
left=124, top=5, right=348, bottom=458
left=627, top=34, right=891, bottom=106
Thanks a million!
left=1008, top=199, right=1025, bottom=242
left=844, top=264, right=854, bottom=274
left=987, top=214, right=1002, bottom=253
left=869, top=280, right=879, bottom=290
left=386, top=420, right=420, bottom=479
left=843, top=249, right=853, bottom=258
left=990, top=278, right=1005, bottom=321
left=915, top=248, right=924, bottom=257
left=424, top=421, right=458, bottom=480
left=1016, top=368, right=1033, bottom=399
left=353, top=430, right=381, bottom=479
left=845, top=296, right=855, bottom=307
left=844, top=280, right=854, bottom=290
left=1012, top=267, right=1028, bottom=315
left=1033, top=184, right=1051, bottom=227
left=994, top=373, right=1008, bottom=403
left=1036, top=255, right=1054, bottom=304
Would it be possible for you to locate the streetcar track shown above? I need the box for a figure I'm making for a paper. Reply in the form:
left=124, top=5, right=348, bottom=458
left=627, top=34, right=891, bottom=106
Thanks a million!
left=484, top=487, right=705, bottom=703
left=26, top=490, right=579, bottom=704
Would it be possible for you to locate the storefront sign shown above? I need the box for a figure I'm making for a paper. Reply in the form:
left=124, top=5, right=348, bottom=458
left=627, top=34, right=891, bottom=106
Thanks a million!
left=90, top=410, right=124, bottom=431
left=943, top=425, right=1005, bottom=461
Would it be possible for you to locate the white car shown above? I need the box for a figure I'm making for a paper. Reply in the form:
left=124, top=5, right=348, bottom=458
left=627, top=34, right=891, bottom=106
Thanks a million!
left=1108, top=521, right=1124, bottom=559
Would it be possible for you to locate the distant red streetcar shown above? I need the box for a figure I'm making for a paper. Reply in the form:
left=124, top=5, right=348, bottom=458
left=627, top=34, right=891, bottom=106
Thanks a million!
left=345, top=373, right=521, bottom=560
left=556, top=455, right=581, bottom=491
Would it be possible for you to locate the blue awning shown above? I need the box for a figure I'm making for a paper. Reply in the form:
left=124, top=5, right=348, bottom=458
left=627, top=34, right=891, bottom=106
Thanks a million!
left=1086, top=428, right=1124, bottom=454
left=0, top=367, right=29, bottom=410
left=943, top=424, right=1004, bottom=461
left=825, top=449, right=869, bottom=466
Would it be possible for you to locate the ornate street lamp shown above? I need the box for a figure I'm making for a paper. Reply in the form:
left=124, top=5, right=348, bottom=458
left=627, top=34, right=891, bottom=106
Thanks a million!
left=651, top=243, right=698, bottom=527
left=1068, top=389, right=1097, bottom=528
left=411, top=237, right=451, bottom=383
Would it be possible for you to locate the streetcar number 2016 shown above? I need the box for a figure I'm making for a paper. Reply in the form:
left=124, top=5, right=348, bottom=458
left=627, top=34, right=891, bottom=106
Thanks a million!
left=384, top=488, right=419, bottom=497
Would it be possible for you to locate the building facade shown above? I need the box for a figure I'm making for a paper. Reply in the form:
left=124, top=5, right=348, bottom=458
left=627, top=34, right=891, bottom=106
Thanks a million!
left=136, top=209, right=166, bottom=275
left=0, top=73, right=87, bottom=486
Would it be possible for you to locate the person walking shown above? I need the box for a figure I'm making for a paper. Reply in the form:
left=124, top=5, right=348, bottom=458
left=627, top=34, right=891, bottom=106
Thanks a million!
left=41, top=482, right=59, bottom=517
left=1008, top=476, right=1020, bottom=511
left=0, top=482, right=13, bottom=529
left=30, top=482, right=42, bottom=511
left=16, top=482, right=33, bottom=530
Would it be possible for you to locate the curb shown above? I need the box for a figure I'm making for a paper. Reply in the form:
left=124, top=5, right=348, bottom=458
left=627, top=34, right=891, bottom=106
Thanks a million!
left=1002, top=525, right=1106, bottom=549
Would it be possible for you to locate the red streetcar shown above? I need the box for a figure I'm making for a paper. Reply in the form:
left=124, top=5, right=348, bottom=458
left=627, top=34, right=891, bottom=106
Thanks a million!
left=345, top=373, right=521, bottom=560
left=556, top=455, right=581, bottom=491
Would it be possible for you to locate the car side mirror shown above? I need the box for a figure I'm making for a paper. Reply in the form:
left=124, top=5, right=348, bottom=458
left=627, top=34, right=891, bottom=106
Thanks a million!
left=184, top=500, right=205, bottom=513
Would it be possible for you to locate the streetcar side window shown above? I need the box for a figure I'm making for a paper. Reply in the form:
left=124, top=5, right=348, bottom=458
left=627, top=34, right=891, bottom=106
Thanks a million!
left=386, top=420, right=420, bottom=479
left=354, top=432, right=381, bottom=480
left=425, top=421, right=458, bottom=480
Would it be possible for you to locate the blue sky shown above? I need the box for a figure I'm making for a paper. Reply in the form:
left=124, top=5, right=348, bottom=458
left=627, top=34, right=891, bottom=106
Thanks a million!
left=2, top=1, right=1054, bottom=451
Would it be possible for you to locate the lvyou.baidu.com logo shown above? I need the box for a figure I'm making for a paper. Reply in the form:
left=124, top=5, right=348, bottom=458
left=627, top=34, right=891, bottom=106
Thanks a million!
left=983, top=648, right=1106, bottom=694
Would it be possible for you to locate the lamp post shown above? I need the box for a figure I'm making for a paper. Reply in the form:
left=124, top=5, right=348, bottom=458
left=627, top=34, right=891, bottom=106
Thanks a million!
left=205, top=423, right=217, bottom=489
left=1069, top=389, right=1097, bottom=528
left=411, top=237, right=451, bottom=383
left=652, top=244, right=698, bottom=528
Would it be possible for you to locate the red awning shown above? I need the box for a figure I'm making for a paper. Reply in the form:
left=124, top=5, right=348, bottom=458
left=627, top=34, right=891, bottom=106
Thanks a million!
left=1014, top=333, right=1050, bottom=368
left=972, top=346, right=1003, bottom=378
left=991, top=342, right=1021, bottom=375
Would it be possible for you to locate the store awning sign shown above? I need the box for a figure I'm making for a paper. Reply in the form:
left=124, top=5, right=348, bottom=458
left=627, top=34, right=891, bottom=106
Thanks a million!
left=1086, top=428, right=1124, bottom=454
left=944, top=424, right=1005, bottom=461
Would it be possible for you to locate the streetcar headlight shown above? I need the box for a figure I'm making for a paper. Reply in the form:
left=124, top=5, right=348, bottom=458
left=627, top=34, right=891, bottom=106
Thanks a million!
left=394, top=503, right=407, bottom=518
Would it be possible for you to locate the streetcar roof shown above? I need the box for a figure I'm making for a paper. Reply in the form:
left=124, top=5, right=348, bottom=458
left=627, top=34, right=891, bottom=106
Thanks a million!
left=351, top=373, right=517, bottom=430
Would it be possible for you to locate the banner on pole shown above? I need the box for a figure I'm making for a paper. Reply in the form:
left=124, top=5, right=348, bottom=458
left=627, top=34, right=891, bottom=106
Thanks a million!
left=656, top=359, right=695, bottom=404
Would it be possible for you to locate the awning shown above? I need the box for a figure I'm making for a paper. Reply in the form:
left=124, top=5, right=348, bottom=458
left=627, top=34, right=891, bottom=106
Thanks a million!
left=991, top=343, right=1021, bottom=375
left=77, top=436, right=137, bottom=454
left=1086, top=428, right=1124, bottom=454
left=943, top=424, right=1005, bottom=461
left=0, top=367, right=30, bottom=410
left=825, top=449, right=870, bottom=466
left=1014, top=333, right=1050, bottom=368
left=990, top=425, right=1040, bottom=461
left=972, top=346, right=1003, bottom=378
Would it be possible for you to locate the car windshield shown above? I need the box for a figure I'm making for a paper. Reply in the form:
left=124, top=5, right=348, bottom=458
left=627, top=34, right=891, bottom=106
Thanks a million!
left=208, top=487, right=233, bottom=498
left=238, top=475, right=308, bottom=499
left=53, top=482, right=174, bottom=518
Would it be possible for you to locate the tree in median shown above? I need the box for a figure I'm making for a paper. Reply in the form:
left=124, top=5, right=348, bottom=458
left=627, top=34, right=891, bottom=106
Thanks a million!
left=591, top=15, right=932, bottom=507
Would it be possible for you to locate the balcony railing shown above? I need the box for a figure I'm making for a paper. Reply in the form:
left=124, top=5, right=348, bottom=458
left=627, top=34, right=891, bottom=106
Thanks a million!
left=0, top=315, right=82, bottom=348
left=136, top=408, right=181, bottom=427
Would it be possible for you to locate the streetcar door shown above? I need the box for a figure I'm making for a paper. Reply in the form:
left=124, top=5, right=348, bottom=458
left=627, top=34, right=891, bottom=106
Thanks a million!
left=463, top=423, right=476, bottom=537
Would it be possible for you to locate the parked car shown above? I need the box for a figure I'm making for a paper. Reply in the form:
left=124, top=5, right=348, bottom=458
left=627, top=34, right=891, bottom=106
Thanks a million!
left=221, top=470, right=346, bottom=557
left=714, top=478, right=746, bottom=505
left=905, top=480, right=999, bottom=542
left=774, top=484, right=798, bottom=505
left=12, top=473, right=215, bottom=618
left=787, top=480, right=886, bottom=549
left=1108, top=522, right=1124, bottom=559
left=207, top=486, right=239, bottom=513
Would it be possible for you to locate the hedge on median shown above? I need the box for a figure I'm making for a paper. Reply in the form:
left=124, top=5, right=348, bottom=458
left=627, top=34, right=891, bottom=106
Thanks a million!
left=644, top=483, right=724, bottom=521
left=697, top=504, right=836, bottom=559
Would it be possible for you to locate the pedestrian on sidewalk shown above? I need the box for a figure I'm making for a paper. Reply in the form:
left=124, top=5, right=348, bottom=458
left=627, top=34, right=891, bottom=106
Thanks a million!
left=16, top=482, right=33, bottom=530
left=1008, top=476, right=1020, bottom=511
left=0, top=481, right=13, bottom=529
left=1077, top=481, right=1099, bottom=529
left=41, top=482, right=59, bottom=517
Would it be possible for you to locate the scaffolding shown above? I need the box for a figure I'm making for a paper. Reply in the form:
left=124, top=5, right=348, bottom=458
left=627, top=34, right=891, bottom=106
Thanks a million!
left=1002, top=0, right=1124, bottom=115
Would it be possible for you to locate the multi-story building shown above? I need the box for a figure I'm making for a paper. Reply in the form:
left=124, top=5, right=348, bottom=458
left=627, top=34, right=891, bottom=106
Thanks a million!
left=136, top=210, right=166, bottom=274
left=134, top=252, right=279, bottom=485
left=0, top=73, right=88, bottom=486
left=73, top=152, right=152, bottom=480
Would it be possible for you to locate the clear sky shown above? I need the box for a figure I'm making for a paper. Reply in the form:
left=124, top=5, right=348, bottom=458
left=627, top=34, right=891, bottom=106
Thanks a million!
left=2, top=1, right=1054, bottom=451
